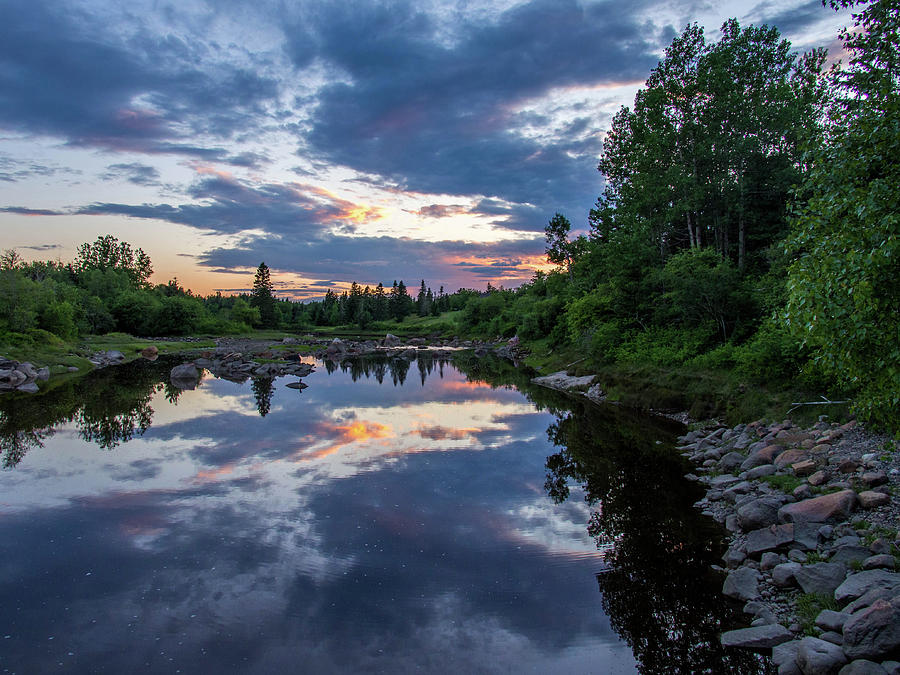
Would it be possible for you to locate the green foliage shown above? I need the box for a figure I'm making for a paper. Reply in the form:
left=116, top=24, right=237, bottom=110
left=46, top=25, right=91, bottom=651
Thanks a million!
left=784, top=0, right=900, bottom=432
left=74, top=234, right=152, bottom=286
left=795, top=593, right=839, bottom=636
left=251, top=262, right=278, bottom=328
left=760, top=474, right=804, bottom=493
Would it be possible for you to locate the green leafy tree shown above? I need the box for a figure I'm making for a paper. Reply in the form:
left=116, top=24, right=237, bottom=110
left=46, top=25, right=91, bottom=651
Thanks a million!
left=74, top=235, right=153, bottom=286
left=251, top=262, right=278, bottom=328
left=545, top=213, right=575, bottom=281
left=784, top=0, right=900, bottom=431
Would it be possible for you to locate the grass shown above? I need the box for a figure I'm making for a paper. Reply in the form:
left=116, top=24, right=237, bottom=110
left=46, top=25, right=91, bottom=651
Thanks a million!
left=795, top=593, right=839, bottom=636
left=760, top=474, right=805, bottom=493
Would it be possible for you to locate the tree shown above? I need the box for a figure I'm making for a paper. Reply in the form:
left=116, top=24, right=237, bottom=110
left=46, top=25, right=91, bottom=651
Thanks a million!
left=784, top=0, right=900, bottom=431
left=251, top=262, right=278, bottom=328
left=545, top=213, right=575, bottom=281
left=74, top=235, right=153, bottom=286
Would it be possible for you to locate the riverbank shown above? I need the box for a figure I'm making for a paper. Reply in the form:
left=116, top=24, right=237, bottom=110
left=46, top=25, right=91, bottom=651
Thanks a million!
left=533, top=370, right=900, bottom=673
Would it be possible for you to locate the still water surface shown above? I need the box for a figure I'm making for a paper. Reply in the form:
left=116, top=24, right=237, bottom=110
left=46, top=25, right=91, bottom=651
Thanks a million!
left=0, top=356, right=761, bottom=673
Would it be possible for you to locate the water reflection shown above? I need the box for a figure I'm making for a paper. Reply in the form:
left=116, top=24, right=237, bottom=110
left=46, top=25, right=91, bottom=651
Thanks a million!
left=0, top=355, right=758, bottom=673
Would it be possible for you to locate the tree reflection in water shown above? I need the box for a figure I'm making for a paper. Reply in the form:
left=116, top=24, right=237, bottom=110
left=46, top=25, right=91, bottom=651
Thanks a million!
left=543, top=397, right=769, bottom=674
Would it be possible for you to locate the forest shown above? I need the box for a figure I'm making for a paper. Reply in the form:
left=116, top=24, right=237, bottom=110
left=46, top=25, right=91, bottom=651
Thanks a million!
left=1, top=0, right=896, bottom=431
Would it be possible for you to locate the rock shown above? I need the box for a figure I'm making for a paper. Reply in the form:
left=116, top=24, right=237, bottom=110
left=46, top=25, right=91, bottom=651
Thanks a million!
left=820, top=631, right=844, bottom=646
left=747, top=464, right=778, bottom=479
left=141, top=345, right=159, bottom=359
left=779, top=490, right=859, bottom=524
left=794, top=460, right=818, bottom=477
left=747, top=523, right=796, bottom=556
left=794, top=562, right=848, bottom=596
left=719, top=451, right=746, bottom=472
left=709, top=474, right=744, bottom=489
left=738, top=497, right=782, bottom=531
left=809, top=470, right=830, bottom=486
left=796, top=636, right=848, bottom=674
left=721, top=624, right=793, bottom=649
left=863, top=556, right=896, bottom=571
left=795, top=484, right=816, bottom=500
left=723, top=567, right=761, bottom=601
left=773, top=562, right=802, bottom=588
left=838, top=660, right=888, bottom=674
left=835, top=571, right=900, bottom=605
left=282, top=337, right=298, bottom=344
left=383, top=333, right=401, bottom=347
left=36, top=366, right=50, bottom=381
left=831, top=546, right=873, bottom=567
left=843, top=599, right=900, bottom=661
left=817, top=610, right=852, bottom=633
left=170, top=363, right=200, bottom=389
left=839, top=459, right=861, bottom=473
left=285, top=381, right=308, bottom=390
left=881, top=661, right=900, bottom=675
left=762, top=552, right=785, bottom=571
left=723, top=548, right=748, bottom=568
left=16, top=381, right=39, bottom=393
left=742, top=444, right=785, bottom=471
left=774, top=640, right=803, bottom=675
left=858, top=492, right=890, bottom=509
left=775, top=448, right=809, bottom=469
left=861, top=471, right=888, bottom=488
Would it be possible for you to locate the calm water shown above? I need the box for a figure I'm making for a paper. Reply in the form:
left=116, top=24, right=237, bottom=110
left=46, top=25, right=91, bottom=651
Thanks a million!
left=0, top=355, right=763, bottom=674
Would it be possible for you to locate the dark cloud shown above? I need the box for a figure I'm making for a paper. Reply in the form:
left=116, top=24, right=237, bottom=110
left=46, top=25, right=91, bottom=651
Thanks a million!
left=21, top=243, right=63, bottom=251
left=0, top=206, right=65, bottom=216
left=77, top=175, right=362, bottom=236
left=286, top=0, right=659, bottom=213
left=102, top=162, right=162, bottom=186
left=746, top=1, right=828, bottom=43
left=0, top=0, right=278, bottom=155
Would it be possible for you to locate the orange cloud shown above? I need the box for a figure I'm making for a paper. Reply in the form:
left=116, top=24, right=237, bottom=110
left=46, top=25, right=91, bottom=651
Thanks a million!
left=298, top=420, right=395, bottom=461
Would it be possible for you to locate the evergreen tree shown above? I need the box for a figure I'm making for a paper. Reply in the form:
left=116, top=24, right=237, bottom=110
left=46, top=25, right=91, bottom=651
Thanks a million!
left=251, top=262, right=277, bottom=328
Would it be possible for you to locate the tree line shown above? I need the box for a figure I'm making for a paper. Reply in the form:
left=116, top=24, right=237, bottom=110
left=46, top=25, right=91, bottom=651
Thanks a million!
left=454, top=0, right=898, bottom=432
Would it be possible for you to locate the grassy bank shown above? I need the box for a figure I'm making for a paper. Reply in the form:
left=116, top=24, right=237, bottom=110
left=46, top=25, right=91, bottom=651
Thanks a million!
left=2, top=322, right=854, bottom=429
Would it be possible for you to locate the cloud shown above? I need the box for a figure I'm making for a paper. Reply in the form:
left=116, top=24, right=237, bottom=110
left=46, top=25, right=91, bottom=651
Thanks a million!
left=77, top=174, right=382, bottom=236
left=0, top=206, right=65, bottom=216
left=0, top=0, right=279, bottom=156
left=101, top=162, right=162, bottom=186
left=285, top=0, right=660, bottom=212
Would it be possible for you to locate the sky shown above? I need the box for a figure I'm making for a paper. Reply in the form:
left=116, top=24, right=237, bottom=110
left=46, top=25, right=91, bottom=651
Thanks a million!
left=0, top=0, right=849, bottom=299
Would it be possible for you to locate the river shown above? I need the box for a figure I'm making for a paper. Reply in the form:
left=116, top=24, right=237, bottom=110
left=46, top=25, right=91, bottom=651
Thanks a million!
left=0, top=354, right=764, bottom=673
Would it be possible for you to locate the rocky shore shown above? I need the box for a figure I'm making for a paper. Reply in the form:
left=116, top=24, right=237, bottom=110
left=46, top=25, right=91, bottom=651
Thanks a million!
left=680, top=419, right=900, bottom=674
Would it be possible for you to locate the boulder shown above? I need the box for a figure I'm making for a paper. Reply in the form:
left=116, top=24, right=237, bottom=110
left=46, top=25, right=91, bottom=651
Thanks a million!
left=835, top=571, right=900, bottom=605
left=738, top=497, right=782, bottom=531
left=863, top=556, right=896, bottom=571
left=141, top=345, right=159, bottom=359
left=861, top=471, right=888, bottom=488
left=285, top=381, right=308, bottom=390
left=779, top=490, right=859, bottom=524
left=721, top=624, right=793, bottom=649
left=795, top=563, right=848, bottom=596
left=816, top=610, right=852, bottom=633
left=775, top=448, right=809, bottom=470
left=747, top=464, right=778, bottom=479
left=832, top=547, right=876, bottom=567
left=794, top=460, right=819, bottom=477
left=16, top=381, right=39, bottom=394
left=838, top=660, right=889, bottom=674
left=773, top=562, right=803, bottom=588
left=747, top=523, right=796, bottom=556
left=843, top=599, right=900, bottom=661
left=723, top=567, right=761, bottom=601
left=774, top=640, right=803, bottom=675
left=796, top=636, right=848, bottom=674
left=741, top=444, right=785, bottom=471
left=719, top=451, right=746, bottom=472
left=809, top=470, right=829, bottom=487
left=36, top=366, right=50, bottom=381
left=858, top=492, right=890, bottom=509
left=383, top=334, right=401, bottom=347
left=170, top=363, right=200, bottom=389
